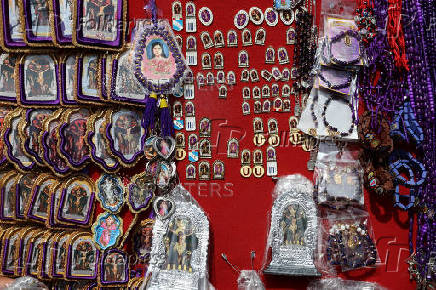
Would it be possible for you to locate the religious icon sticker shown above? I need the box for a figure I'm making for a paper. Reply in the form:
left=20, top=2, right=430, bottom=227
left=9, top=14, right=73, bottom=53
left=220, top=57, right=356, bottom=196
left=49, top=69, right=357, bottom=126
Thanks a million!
left=99, top=248, right=128, bottom=286
left=265, top=8, right=279, bottom=26
left=127, top=172, right=154, bottom=213
left=134, top=20, right=188, bottom=94
left=66, top=233, right=99, bottom=280
left=73, top=0, right=127, bottom=50
left=0, top=54, right=18, bottom=104
left=0, top=0, right=26, bottom=50
left=20, top=0, right=52, bottom=45
left=18, top=54, right=60, bottom=107
left=96, top=174, right=124, bottom=214
left=106, top=109, right=146, bottom=167
left=234, top=10, right=249, bottom=30
left=57, top=176, right=95, bottom=226
left=49, top=0, right=74, bottom=46
left=92, top=212, right=123, bottom=250
left=198, top=7, right=213, bottom=26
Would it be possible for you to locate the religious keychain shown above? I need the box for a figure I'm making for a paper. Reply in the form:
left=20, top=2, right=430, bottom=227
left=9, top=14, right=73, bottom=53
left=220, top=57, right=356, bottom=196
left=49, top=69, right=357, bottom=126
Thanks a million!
left=240, top=149, right=252, bottom=178
left=175, top=132, right=186, bottom=161
left=186, top=36, right=197, bottom=66
left=185, top=101, right=196, bottom=132
left=172, top=1, right=183, bottom=31
left=253, top=149, right=265, bottom=178
left=185, top=2, right=197, bottom=33
left=267, top=118, right=280, bottom=147
left=266, top=146, right=278, bottom=177
left=253, top=117, right=266, bottom=146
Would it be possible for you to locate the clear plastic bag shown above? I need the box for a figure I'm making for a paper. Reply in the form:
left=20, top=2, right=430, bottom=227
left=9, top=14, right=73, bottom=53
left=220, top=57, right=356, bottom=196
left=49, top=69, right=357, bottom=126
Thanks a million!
left=237, top=270, right=265, bottom=290
left=307, top=277, right=387, bottom=290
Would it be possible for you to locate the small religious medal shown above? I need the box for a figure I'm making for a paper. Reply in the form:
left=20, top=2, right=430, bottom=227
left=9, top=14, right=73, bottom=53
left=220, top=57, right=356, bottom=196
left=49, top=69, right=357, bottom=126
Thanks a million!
left=199, top=118, right=211, bottom=138
left=253, top=149, right=265, bottom=178
left=282, top=68, right=291, bottom=81
left=255, top=28, right=266, bottom=45
left=227, top=30, right=238, bottom=47
left=206, top=72, right=214, bottom=86
left=185, top=2, right=197, bottom=32
left=264, top=175, right=321, bottom=276
left=201, top=53, right=212, bottom=70
left=198, top=161, right=211, bottom=180
left=188, top=134, right=199, bottom=162
left=227, top=138, right=239, bottom=158
left=214, top=30, right=225, bottom=48
left=283, top=99, right=291, bottom=112
left=263, top=100, right=272, bottom=113
left=184, top=71, right=195, bottom=100
left=186, top=36, right=197, bottom=66
left=217, top=71, right=225, bottom=84
left=172, top=1, right=183, bottom=31
left=271, top=83, right=280, bottom=97
left=268, top=118, right=280, bottom=147
left=286, top=27, right=296, bottom=45
left=265, top=46, right=275, bottom=64
left=213, top=160, right=225, bottom=180
left=238, top=50, right=249, bottom=68
left=240, top=149, right=252, bottom=178
left=173, top=101, right=184, bottom=130
left=253, top=87, right=261, bottom=99
left=196, top=72, right=205, bottom=88
left=249, top=7, right=264, bottom=25
left=266, top=146, right=278, bottom=177
left=250, top=69, right=260, bottom=82
left=264, top=8, right=279, bottom=26
left=199, top=139, right=212, bottom=158
left=242, top=102, right=251, bottom=115
left=234, top=10, right=249, bottom=30
left=175, top=35, right=183, bottom=48
left=242, top=29, right=253, bottom=46
left=282, top=84, right=291, bottom=97
left=280, top=10, right=295, bottom=26
left=271, top=67, right=282, bottom=81
left=277, top=47, right=290, bottom=64
left=214, top=52, right=224, bottom=69
left=254, top=100, right=262, bottom=114
left=289, top=116, right=302, bottom=145
left=200, top=31, right=214, bottom=49
left=262, top=85, right=271, bottom=98
left=175, top=133, right=186, bottom=161
left=186, top=163, right=196, bottom=179
left=198, top=7, right=213, bottom=26
left=253, top=117, right=266, bottom=146
left=261, top=70, right=273, bottom=82
left=243, top=87, right=251, bottom=100
left=273, top=97, right=283, bottom=112
left=291, top=67, right=299, bottom=80
left=185, top=101, right=196, bottom=132
left=218, top=85, right=228, bottom=99
left=227, top=71, right=236, bottom=85
left=241, top=69, right=250, bottom=82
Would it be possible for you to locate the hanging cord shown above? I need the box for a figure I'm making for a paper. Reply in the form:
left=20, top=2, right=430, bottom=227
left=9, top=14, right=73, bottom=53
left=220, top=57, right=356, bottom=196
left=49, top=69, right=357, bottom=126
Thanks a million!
left=221, top=253, right=241, bottom=273
left=120, top=213, right=139, bottom=247
left=144, top=0, right=158, bottom=25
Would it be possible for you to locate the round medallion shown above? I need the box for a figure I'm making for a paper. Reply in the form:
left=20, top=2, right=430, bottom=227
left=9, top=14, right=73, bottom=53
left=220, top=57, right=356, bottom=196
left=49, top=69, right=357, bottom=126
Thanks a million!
left=280, top=10, right=294, bottom=25
left=264, top=8, right=279, bottom=26
left=253, top=165, right=265, bottom=178
left=253, top=133, right=266, bottom=146
left=175, top=148, right=187, bottom=160
left=234, top=10, right=249, bottom=30
left=268, top=134, right=280, bottom=147
left=249, top=7, right=264, bottom=25
left=240, top=165, right=252, bottom=178
left=198, top=7, right=214, bottom=26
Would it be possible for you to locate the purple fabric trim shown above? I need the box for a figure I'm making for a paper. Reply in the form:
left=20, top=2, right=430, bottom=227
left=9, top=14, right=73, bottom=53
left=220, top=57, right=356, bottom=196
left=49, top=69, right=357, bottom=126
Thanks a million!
left=58, top=122, right=90, bottom=168
left=57, top=188, right=94, bottom=225
left=100, top=249, right=129, bottom=284
left=4, top=127, right=35, bottom=171
left=59, top=61, right=78, bottom=105
left=1, top=0, right=26, bottom=48
left=14, top=182, right=23, bottom=220
left=87, top=130, right=119, bottom=172
left=25, top=185, right=45, bottom=223
left=76, top=57, right=103, bottom=102
left=66, top=242, right=100, bottom=279
left=75, top=0, right=124, bottom=48
left=22, top=0, right=53, bottom=43
left=100, top=57, right=108, bottom=100
left=110, top=58, right=147, bottom=105
left=0, top=185, right=13, bottom=221
left=24, top=241, right=34, bottom=276
left=105, top=114, right=146, bottom=164
left=41, top=130, right=71, bottom=175
left=128, top=183, right=153, bottom=211
left=18, top=61, right=61, bottom=106
left=51, top=0, right=73, bottom=45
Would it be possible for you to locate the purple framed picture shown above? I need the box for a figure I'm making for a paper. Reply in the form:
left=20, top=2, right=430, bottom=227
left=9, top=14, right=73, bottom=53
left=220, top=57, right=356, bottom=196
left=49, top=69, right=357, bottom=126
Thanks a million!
left=75, top=54, right=103, bottom=104
left=58, top=108, right=91, bottom=169
left=50, top=232, right=70, bottom=278
left=15, top=227, right=35, bottom=276
left=21, top=0, right=53, bottom=45
left=25, top=174, right=57, bottom=223
left=24, top=232, right=44, bottom=277
left=73, top=0, right=127, bottom=50
left=127, top=172, right=154, bottom=213
left=47, top=182, right=74, bottom=228
left=0, top=0, right=26, bottom=50
left=99, top=248, right=129, bottom=286
left=56, top=176, right=95, bottom=226
left=0, top=54, right=18, bottom=104
left=66, top=233, right=100, bottom=280
left=1, top=229, right=21, bottom=275
left=0, top=171, right=18, bottom=222
left=105, top=109, right=146, bottom=167
left=59, top=55, right=78, bottom=106
left=49, top=0, right=73, bottom=46
left=15, top=173, right=37, bottom=220
left=17, top=54, right=60, bottom=107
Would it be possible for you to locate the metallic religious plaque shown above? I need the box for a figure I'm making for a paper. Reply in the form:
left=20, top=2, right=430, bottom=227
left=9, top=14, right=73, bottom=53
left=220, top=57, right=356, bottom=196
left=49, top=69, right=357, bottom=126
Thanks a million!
left=264, top=174, right=320, bottom=276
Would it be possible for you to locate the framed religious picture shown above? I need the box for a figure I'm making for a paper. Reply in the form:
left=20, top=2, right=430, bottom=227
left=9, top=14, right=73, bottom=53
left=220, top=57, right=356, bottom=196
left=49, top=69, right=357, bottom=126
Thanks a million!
left=212, top=160, right=225, bottom=180
left=96, top=174, right=124, bottom=214
left=25, top=173, right=57, bottom=223
left=144, top=136, right=158, bottom=161
left=0, top=54, right=18, bottom=104
left=49, top=0, right=74, bottom=47
left=2, top=108, right=36, bottom=171
left=73, top=0, right=127, bottom=50
left=59, top=55, right=79, bottom=106
left=0, top=0, right=27, bottom=50
left=127, top=172, right=155, bottom=213
left=74, top=54, right=103, bottom=104
left=15, top=172, right=37, bottom=220
left=24, top=229, right=46, bottom=277
left=0, top=107, right=13, bottom=169
left=18, top=108, right=53, bottom=166
left=85, top=110, right=119, bottom=172
left=65, top=232, right=100, bottom=280
left=91, top=212, right=123, bottom=250
left=98, top=248, right=128, bottom=286
left=132, top=218, right=154, bottom=262
left=49, top=231, right=71, bottom=278
left=57, top=175, right=95, bottom=227
left=58, top=108, right=91, bottom=169
left=198, top=161, right=210, bottom=180
left=40, top=109, right=72, bottom=176
left=0, top=171, right=18, bottom=222
left=17, top=54, right=60, bottom=107
left=154, top=160, right=176, bottom=190
left=37, top=231, right=57, bottom=280
left=15, top=228, right=36, bottom=276
left=20, top=0, right=53, bottom=46
left=106, top=109, right=146, bottom=167
left=134, top=19, right=188, bottom=95
left=46, top=182, right=69, bottom=228
left=110, top=47, right=147, bottom=105
left=1, top=227, right=27, bottom=275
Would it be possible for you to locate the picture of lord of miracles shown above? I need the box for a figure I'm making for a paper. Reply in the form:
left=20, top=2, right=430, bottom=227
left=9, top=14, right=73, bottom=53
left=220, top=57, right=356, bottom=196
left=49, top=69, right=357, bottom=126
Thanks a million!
left=280, top=204, right=308, bottom=246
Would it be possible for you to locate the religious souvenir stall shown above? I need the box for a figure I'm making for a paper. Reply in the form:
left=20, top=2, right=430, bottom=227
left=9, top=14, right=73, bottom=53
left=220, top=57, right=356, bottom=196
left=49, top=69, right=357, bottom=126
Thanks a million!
left=0, top=0, right=433, bottom=289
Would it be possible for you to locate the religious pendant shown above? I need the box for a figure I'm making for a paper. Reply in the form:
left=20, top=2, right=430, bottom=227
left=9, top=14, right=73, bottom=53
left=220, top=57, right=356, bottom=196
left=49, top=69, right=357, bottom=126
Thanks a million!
left=227, top=138, right=239, bottom=158
left=250, top=69, right=260, bottom=82
left=65, top=232, right=100, bottom=280
left=199, top=139, right=212, bottom=158
left=0, top=171, right=19, bottom=222
left=188, top=134, right=199, bottom=151
left=201, top=53, right=212, bottom=70
left=264, top=174, right=320, bottom=276
left=262, top=100, right=271, bottom=113
left=173, top=101, right=184, bottom=130
left=289, top=116, right=302, bottom=146
left=234, top=10, right=249, bottom=30
left=186, top=163, right=197, bottom=180
left=74, top=54, right=103, bottom=105
left=242, top=102, right=251, bottom=115
left=96, top=174, right=125, bottom=214
left=218, top=85, right=228, bottom=99
left=282, top=69, right=291, bottom=82
left=280, top=10, right=295, bottom=25
left=266, top=146, right=278, bottom=177
left=200, top=31, right=214, bottom=49
left=242, top=29, right=253, bottom=46
left=92, top=212, right=123, bottom=250
left=227, top=71, right=236, bottom=85
left=213, top=30, right=225, bottom=48
left=214, top=52, right=224, bottom=69
left=268, top=118, right=280, bottom=147
left=273, top=97, right=283, bottom=112
left=196, top=72, right=205, bottom=88
left=186, top=36, right=198, bottom=66
left=272, top=67, right=282, bottom=81
left=217, top=71, right=225, bottom=84
left=198, top=7, right=213, bottom=26
left=227, top=30, right=238, bottom=47
left=172, top=1, right=183, bottom=31
left=146, top=186, right=209, bottom=289
left=175, top=35, right=183, bottom=48
left=185, top=101, right=196, bottom=132
left=240, top=149, right=252, bottom=178
left=185, top=2, right=197, bottom=33
left=238, top=50, right=249, bottom=67
left=286, top=27, right=296, bottom=45
left=265, top=46, right=275, bottom=64
left=98, top=249, right=129, bottom=286
left=253, top=149, right=265, bottom=178
left=206, top=72, right=215, bottom=86
left=249, top=7, right=264, bottom=25
left=264, top=8, right=279, bottom=26
left=127, top=172, right=155, bottom=213
left=282, top=84, right=291, bottom=97
left=254, top=101, right=262, bottom=114
left=198, top=161, right=211, bottom=180
left=262, top=85, right=271, bottom=98
left=261, top=70, right=273, bottom=82
left=253, top=87, right=261, bottom=99
left=278, top=47, right=290, bottom=64
left=243, top=87, right=251, bottom=100
left=253, top=117, right=266, bottom=147
left=241, top=69, right=250, bottom=82
left=213, top=160, right=225, bottom=180
left=283, top=99, right=292, bottom=112
left=199, top=118, right=211, bottom=138
left=255, top=28, right=266, bottom=45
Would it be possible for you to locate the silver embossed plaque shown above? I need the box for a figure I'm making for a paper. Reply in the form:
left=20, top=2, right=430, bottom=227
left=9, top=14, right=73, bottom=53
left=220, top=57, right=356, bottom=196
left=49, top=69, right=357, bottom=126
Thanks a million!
left=144, top=185, right=210, bottom=290
left=264, top=174, right=320, bottom=276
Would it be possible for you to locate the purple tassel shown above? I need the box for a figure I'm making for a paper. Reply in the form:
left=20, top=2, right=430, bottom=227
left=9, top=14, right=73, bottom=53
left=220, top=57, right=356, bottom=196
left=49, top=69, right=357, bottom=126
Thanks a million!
left=159, top=96, right=174, bottom=137
left=142, top=93, right=158, bottom=131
